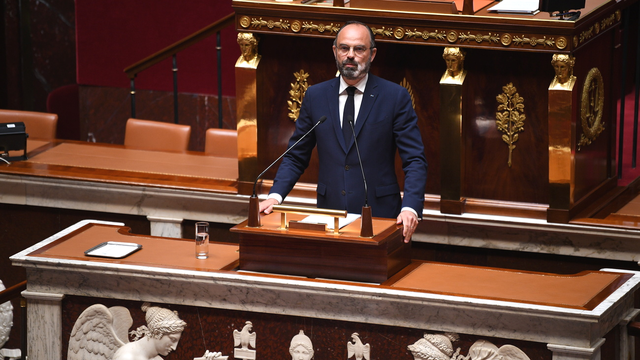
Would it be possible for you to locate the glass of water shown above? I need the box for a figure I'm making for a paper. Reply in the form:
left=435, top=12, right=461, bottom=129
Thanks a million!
left=195, top=221, right=209, bottom=259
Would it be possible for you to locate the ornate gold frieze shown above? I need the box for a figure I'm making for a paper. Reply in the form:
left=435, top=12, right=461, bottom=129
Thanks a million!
left=496, top=83, right=526, bottom=167
left=513, top=35, right=555, bottom=47
left=578, top=11, right=620, bottom=46
left=288, top=70, right=310, bottom=121
left=458, top=32, right=500, bottom=44
left=250, top=17, right=291, bottom=31
left=578, top=68, right=604, bottom=151
left=400, top=78, right=416, bottom=110
left=371, top=27, right=394, bottom=38
left=404, top=29, right=446, bottom=41
left=301, top=22, right=341, bottom=34
left=237, top=13, right=619, bottom=50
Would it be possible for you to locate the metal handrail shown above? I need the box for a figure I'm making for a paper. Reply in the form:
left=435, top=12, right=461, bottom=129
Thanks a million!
left=123, top=12, right=235, bottom=126
left=123, top=13, right=234, bottom=79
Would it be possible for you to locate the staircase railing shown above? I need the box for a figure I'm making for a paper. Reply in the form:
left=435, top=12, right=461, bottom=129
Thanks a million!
left=123, top=12, right=235, bottom=127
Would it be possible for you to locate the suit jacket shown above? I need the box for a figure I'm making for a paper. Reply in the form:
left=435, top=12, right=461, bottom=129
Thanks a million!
left=270, top=74, right=428, bottom=219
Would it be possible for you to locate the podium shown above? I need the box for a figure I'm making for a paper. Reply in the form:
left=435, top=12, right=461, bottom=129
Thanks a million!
left=231, top=211, right=410, bottom=283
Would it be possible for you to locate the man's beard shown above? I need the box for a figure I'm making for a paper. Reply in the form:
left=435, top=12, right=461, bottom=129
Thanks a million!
left=337, top=57, right=371, bottom=80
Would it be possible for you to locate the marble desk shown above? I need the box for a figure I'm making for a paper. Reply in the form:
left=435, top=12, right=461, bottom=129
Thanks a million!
left=10, top=220, right=640, bottom=360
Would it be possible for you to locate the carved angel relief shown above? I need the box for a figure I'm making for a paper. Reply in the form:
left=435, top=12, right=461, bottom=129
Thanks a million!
left=496, top=83, right=526, bottom=167
left=68, top=303, right=226, bottom=360
left=407, top=333, right=530, bottom=360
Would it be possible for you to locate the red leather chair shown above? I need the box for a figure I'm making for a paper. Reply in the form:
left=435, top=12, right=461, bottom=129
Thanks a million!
left=124, top=118, right=191, bottom=152
left=0, top=109, right=58, bottom=139
left=204, top=128, right=238, bottom=158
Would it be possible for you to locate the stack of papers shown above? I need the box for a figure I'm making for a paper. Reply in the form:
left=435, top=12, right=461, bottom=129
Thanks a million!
left=488, top=0, right=539, bottom=14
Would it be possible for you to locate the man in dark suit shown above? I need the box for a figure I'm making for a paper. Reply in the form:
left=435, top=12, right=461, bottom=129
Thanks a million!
left=260, top=20, right=428, bottom=242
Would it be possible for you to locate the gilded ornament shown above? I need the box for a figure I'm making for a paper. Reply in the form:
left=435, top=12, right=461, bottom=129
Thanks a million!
left=400, top=78, right=416, bottom=110
left=616, top=10, right=621, bottom=21
left=301, top=22, right=340, bottom=34
left=394, top=27, right=405, bottom=40
left=496, top=83, right=526, bottom=167
left=500, top=33, right=512, bottom=46
left=371, top=27, right=393, bottom=38
left=573, top=35, right=579, bottom=48
left=250, top=17, right=290, bottom=31
left=458, top=32, right=499, bottom=44
left=578, top=68, right=605, bottom=151
left=594, top=22, right=600, bottom=34
left=405, top=29, right=446, bottom=41
left=288, top=70, right=310, bottom=121
left=240, top=16, right=251, bottom=29
left=291, top=20, right=302, bottom=33
left=447, top=30, right=458, bottom=43
left=556, top=37, right=567, bottom=49
left=513, top=35, right=555, bottom=47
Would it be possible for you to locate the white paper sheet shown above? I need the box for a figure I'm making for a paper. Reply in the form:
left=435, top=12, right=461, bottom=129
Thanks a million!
left=298, top=213, right=361, bottom=230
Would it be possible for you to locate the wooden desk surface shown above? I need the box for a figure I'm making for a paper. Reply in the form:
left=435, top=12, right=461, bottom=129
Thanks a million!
left=1, top=140, right=239, bottom=193
left=27, top=222, right=632, bottom=310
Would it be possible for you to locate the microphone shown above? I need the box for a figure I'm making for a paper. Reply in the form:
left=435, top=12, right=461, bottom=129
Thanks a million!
left=347, top=116, right=373, bottom=237
left=248, top=115, right=327, bottom=227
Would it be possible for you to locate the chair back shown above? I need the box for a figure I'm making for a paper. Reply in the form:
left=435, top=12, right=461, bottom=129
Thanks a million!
left=124, top=118, right=191, bottom=152
left=0, top=109, right=58, bottom=139
left=204, top=128, right=238, bottom=158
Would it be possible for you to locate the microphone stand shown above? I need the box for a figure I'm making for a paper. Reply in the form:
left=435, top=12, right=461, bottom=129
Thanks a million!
left=348, top=117, right=374, bottom=237
left=248, top=116, right=327, bottom=227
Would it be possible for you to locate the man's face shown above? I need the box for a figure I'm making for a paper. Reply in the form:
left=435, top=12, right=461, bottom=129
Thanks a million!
left=155, top=332, right=182, bottom=356
left=333, top=24, right=377, bottom=83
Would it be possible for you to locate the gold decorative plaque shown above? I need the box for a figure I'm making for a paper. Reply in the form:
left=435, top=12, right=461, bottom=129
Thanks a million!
left=288, top=70, right=310, bottom=121
left=578, top=67, right=605, bottom=151
left=496, top=83, right=526, bottom=167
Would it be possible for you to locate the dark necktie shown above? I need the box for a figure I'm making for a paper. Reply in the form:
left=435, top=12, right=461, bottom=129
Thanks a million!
left=343, top=86, right=356, bottom=145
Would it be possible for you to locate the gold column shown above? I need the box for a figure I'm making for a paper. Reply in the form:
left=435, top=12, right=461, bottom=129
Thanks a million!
left=439, top=47, right=467, bottom=215
left=236, top=33, right=260, bottom=195
left=548, top=54, right=577, bottom=218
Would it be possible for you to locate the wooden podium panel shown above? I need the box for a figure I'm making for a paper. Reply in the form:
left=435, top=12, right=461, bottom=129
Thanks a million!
left=231, top=212, right=410, bottom=283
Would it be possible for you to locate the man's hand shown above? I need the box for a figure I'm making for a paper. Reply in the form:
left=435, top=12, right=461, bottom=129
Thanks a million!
left=396, top=210, right=419, bottom=243
left=259, top=198, right=279, bottom=214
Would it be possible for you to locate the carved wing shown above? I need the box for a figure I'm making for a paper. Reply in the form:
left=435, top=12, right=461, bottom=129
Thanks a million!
left=67, top=304, right=132, bottom=360
left=347, top=341, right=355, bottom=358
left=248, top=331, right=256, bottom=348
left=498, top=345, right=530, bottom=360
left=233, top=330, right=241, bottom=347
left=362, top=343, right=371, bottom=360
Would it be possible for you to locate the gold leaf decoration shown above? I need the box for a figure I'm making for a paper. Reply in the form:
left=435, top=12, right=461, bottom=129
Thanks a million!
left=578, top=67, right=605, bottom=151
left=288, top=70, right=310, bottom=122
left=496, top=83, right=526, bottom=167
left=399, top=77, right=416, bottom=110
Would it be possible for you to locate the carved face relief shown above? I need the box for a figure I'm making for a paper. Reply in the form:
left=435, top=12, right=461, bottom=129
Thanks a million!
left=239, top=39, right=256, bottom=62
left=290, top=344, right=312, bottom=360
left=444, top=55, right=462, bottom=77
left=553, top=61, right=570, bottom=84
left=155, top=332, right=182, bottom=356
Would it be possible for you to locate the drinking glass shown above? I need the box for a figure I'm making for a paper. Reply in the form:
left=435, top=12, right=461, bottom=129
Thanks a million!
left=195, top=221, right=209, bottom=259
